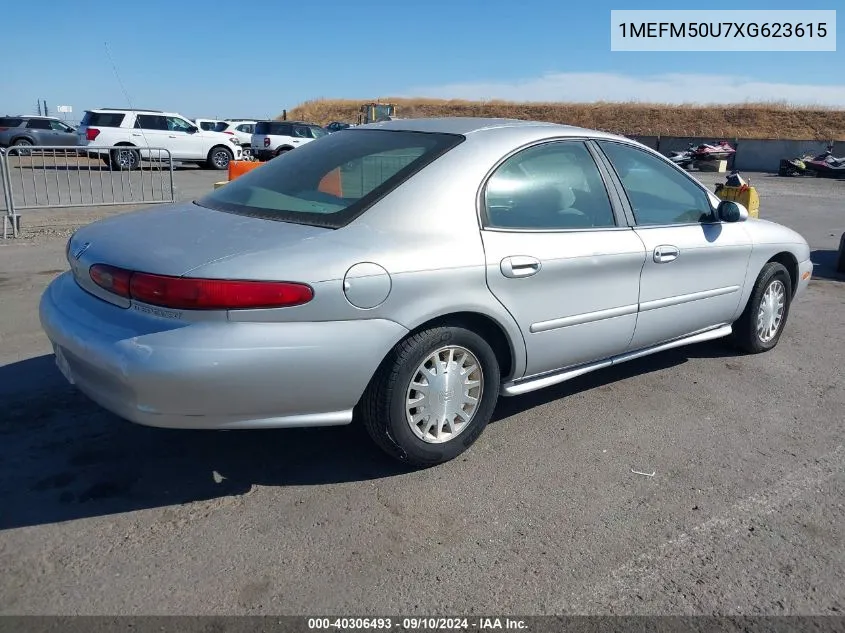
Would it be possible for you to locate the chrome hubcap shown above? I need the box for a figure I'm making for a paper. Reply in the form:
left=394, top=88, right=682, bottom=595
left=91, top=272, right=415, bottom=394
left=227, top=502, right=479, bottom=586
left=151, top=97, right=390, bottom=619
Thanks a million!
left=405, top=346, right=483, bottom=444
left=756, top=279, right=785, bottom=343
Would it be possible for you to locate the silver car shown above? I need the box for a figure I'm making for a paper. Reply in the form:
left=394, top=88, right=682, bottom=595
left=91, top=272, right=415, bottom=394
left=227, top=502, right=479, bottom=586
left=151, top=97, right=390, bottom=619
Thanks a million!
left=40, top=118, right=813, bottom=466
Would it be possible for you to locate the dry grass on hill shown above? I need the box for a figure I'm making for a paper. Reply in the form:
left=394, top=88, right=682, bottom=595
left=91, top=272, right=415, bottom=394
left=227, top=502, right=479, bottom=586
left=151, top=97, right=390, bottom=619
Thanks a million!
left=284, top=98, right=845, bottom=140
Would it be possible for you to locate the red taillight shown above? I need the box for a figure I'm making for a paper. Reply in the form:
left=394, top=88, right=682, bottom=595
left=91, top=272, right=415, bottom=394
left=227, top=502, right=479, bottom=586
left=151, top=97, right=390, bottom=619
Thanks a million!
left=263, top=137, right=270, bottom=147
left=86, top=128, right=100, bottom=141
left=89, top=264, right=132, bottom=298
left=89, top=264, right=313, bottom=310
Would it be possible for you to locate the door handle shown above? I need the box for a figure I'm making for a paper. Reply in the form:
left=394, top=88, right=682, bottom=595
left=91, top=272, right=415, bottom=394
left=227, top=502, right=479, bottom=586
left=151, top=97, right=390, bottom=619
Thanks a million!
left=653, top=245, right=680, bottom=263
left=501, top=255, right=541, bottom=278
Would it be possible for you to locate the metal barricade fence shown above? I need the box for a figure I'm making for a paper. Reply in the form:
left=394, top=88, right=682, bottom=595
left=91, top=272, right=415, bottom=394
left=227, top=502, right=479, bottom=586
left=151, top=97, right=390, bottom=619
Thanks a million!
left=1, top=145, right=175, bottom=239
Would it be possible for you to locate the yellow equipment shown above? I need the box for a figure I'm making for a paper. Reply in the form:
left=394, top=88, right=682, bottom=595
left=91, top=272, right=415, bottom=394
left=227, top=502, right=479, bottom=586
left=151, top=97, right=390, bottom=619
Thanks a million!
left=358, top=102, right=397, bottom=125
left=714, top=183, right=760, bottom=218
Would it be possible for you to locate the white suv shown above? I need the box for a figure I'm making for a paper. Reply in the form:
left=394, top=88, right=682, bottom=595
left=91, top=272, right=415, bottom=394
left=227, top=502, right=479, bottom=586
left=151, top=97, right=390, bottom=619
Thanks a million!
left=217, top=120, right=258, bottom=149
left=77, top=108, right=243, bottom=170
left=252, top=120, right=327, bottom=161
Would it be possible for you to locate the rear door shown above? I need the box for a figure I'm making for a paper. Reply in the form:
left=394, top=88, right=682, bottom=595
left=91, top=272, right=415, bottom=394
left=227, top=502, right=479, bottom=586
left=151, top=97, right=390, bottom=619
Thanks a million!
left=595, top=140, right=752, bottom=349
left=25, top=118, right=52, bottom=144
left=479, top=139, right=646, bottom=378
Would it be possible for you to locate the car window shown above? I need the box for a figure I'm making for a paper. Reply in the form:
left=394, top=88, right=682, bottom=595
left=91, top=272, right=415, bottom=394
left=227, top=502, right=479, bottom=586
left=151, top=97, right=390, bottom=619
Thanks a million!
left=236, top=124, right=253, bottom=133
left=135, top=115, right=168, bottom=131
left=49, top=120, right=72, bottom=132
left=598, top=141, right=714, bottom=225
left=167, top=117, right=194, bottom=133
left=310, top=126, right=327, bottom=138
left=26, top=119, right=51, bottom=130
left=81, top=112, right=125, bottom=127
left=292, top=125, right=311, bottom=138
left=197, top=129, right=463, bottom=228
left=0, top=117, right=24, bottom=127
left=199, top=121, right=218, bottom=131
left=484, top=141, right=616, bottom=230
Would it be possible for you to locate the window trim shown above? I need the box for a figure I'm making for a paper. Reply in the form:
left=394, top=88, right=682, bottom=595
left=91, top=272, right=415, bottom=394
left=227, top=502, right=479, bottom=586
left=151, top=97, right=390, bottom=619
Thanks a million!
left=593, top=139, right=720, bottom=228
left=477, top=138, right=629, bottom=234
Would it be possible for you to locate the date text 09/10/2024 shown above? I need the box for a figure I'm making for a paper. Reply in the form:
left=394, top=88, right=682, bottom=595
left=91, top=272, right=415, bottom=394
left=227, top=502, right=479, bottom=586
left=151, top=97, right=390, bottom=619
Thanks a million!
left=307, top=617, right=528, bottom=630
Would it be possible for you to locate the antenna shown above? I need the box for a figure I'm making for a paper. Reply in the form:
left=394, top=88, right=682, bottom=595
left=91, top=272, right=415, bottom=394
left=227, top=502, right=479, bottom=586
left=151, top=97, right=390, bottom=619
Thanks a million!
left=104, top=41, right=152, bottom=148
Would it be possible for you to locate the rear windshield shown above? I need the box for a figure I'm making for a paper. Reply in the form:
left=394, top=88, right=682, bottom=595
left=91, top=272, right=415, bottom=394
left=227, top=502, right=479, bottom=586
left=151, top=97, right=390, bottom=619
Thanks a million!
left=196, top=129, right=464, bottom=229
left=0, top=117, right=23, bottom=127
left=80, top=111, right=125, bottom=127
left=212, top=122, right=229, bottom=132
left=255, top=121, right=291, bottom=136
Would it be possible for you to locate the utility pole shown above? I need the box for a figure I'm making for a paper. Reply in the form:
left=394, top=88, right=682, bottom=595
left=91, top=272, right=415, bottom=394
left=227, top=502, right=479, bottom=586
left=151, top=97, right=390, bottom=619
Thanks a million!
left=37, top=100, right=42, bottom=116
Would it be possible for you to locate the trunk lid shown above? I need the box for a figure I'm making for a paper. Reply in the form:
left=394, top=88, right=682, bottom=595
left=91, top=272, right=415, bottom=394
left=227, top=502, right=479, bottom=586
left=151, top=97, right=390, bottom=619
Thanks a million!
left=68, top=201, right=333, bottom=281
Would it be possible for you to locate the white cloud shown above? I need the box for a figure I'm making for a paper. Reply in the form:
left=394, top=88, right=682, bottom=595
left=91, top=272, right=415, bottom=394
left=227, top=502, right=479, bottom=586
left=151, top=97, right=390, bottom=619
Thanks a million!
left=404, top=72, right=845, bottom=106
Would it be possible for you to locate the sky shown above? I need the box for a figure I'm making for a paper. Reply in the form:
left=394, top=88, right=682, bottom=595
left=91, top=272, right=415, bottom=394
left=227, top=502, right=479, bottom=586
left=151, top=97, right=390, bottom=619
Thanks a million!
left=2, top=0, right=842, bottom=122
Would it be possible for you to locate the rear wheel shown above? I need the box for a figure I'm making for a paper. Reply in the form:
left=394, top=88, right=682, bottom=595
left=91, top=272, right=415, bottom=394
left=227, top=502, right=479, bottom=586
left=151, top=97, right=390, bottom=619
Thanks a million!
left=275, top=147, right=291, bottom=157
left=110, top=147, right=140, bottom=171
left=361, top=326, right=500, bottom=467
left=207, top=146, right=232, bottom=170
left=12, top=138, right=33, bottom=156
left=732, top=262, right=793, bottom=353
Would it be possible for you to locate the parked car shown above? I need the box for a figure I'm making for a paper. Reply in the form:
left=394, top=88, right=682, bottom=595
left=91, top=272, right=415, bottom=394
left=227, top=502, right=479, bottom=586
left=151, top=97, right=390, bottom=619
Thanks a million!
left=0, top=116, right=77, bottom=154
left=40, top=118, right=813, bottom=466
left=193, top=118, right=227, bottom=132
left=251, top=120, right=327, bottom=161
left=326, top=121, right=352, bottom=133
left=216, top=120, right=258, bottom=148
left=76, top=108, right=242, bottom=170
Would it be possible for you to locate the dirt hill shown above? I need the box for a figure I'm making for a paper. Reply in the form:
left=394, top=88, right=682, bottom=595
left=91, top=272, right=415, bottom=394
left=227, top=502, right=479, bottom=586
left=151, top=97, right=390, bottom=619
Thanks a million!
left=284, top=98, right=845, bottom=140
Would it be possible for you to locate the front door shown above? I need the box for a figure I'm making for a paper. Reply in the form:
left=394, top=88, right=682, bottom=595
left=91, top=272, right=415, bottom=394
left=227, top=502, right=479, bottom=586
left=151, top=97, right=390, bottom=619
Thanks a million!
left=165, top=116, right=205, bottom=160
left=595, top=140, right=753, bottom=349
left=480, top=140, right=646, bottom=378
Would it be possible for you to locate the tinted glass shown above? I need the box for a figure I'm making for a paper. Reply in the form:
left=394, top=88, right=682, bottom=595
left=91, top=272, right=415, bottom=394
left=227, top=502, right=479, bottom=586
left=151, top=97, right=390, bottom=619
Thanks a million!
left=598, top=141, right=713, bottom=225
left=310, top=126, right=327, bottom=138
left=135, top=115, right=168, bottom=130
left=80, top=112, right=125, bottom=127
left=26, top=119, right=51, bottom=129
left=197, top=130, right=463, bottom=228
left=214, top=122, right=230, bottom=132
left=236, top=124, right=253, bottom=133
left=49, top=120, right=73, bottom=132
left=199, top=121, right=218, bottom=131
left=254, top=121, right=291, bottom=136
left=0, top=117, right=23, bottom=127
left=484, top=141, right=616, bottom=230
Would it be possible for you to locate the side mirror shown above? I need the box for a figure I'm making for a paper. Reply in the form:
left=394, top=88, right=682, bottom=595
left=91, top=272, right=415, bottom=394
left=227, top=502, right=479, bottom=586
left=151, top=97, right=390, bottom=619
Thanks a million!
left=717, top=200, right=749, bottom=223
left=187, top=126, right=198, bottom=134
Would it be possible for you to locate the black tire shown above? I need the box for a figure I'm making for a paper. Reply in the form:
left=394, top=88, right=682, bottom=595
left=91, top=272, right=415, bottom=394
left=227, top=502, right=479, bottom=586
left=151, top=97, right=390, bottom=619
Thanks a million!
left=275, top=147, right=291, bottom=157
left=12, top=138, right=33, bottom=156
left=732, top=262, right=793, bottom=354
left=110, top=147, right=140, bottom=171
left=836, top=232, right=845, bottom=274
left=206, top=146, right=233, bottom=170
left=361, top=326, right=500, bottom=467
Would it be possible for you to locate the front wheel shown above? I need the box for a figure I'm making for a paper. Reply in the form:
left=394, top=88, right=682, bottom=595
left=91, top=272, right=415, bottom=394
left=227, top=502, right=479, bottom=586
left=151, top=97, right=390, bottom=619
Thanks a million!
left=206, top=146, right=233, bottom=170
left=361, top=326, right=500, bottom=466
left=732, top=262, right=793, bottom=353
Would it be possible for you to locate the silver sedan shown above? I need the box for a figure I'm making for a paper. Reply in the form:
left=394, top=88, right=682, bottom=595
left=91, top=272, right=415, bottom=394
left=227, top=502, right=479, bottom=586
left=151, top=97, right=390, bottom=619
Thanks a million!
left=40, top=118, right=813, bottom=466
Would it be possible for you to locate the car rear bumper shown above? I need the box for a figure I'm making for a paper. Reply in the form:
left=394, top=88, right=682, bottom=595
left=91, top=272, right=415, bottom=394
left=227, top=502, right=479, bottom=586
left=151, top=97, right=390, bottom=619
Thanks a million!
left=39, top=272, right=408, bottom=430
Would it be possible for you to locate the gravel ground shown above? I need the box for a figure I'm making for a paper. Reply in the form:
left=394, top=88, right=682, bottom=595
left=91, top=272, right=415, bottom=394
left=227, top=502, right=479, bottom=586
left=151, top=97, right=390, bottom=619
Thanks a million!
left=0, top=169, right=843, bottom=616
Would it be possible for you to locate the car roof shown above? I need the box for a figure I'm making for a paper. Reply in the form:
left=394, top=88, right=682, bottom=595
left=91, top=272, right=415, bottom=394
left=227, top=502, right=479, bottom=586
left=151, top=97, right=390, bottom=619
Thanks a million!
left=358, top=116, right=625, bottom=140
